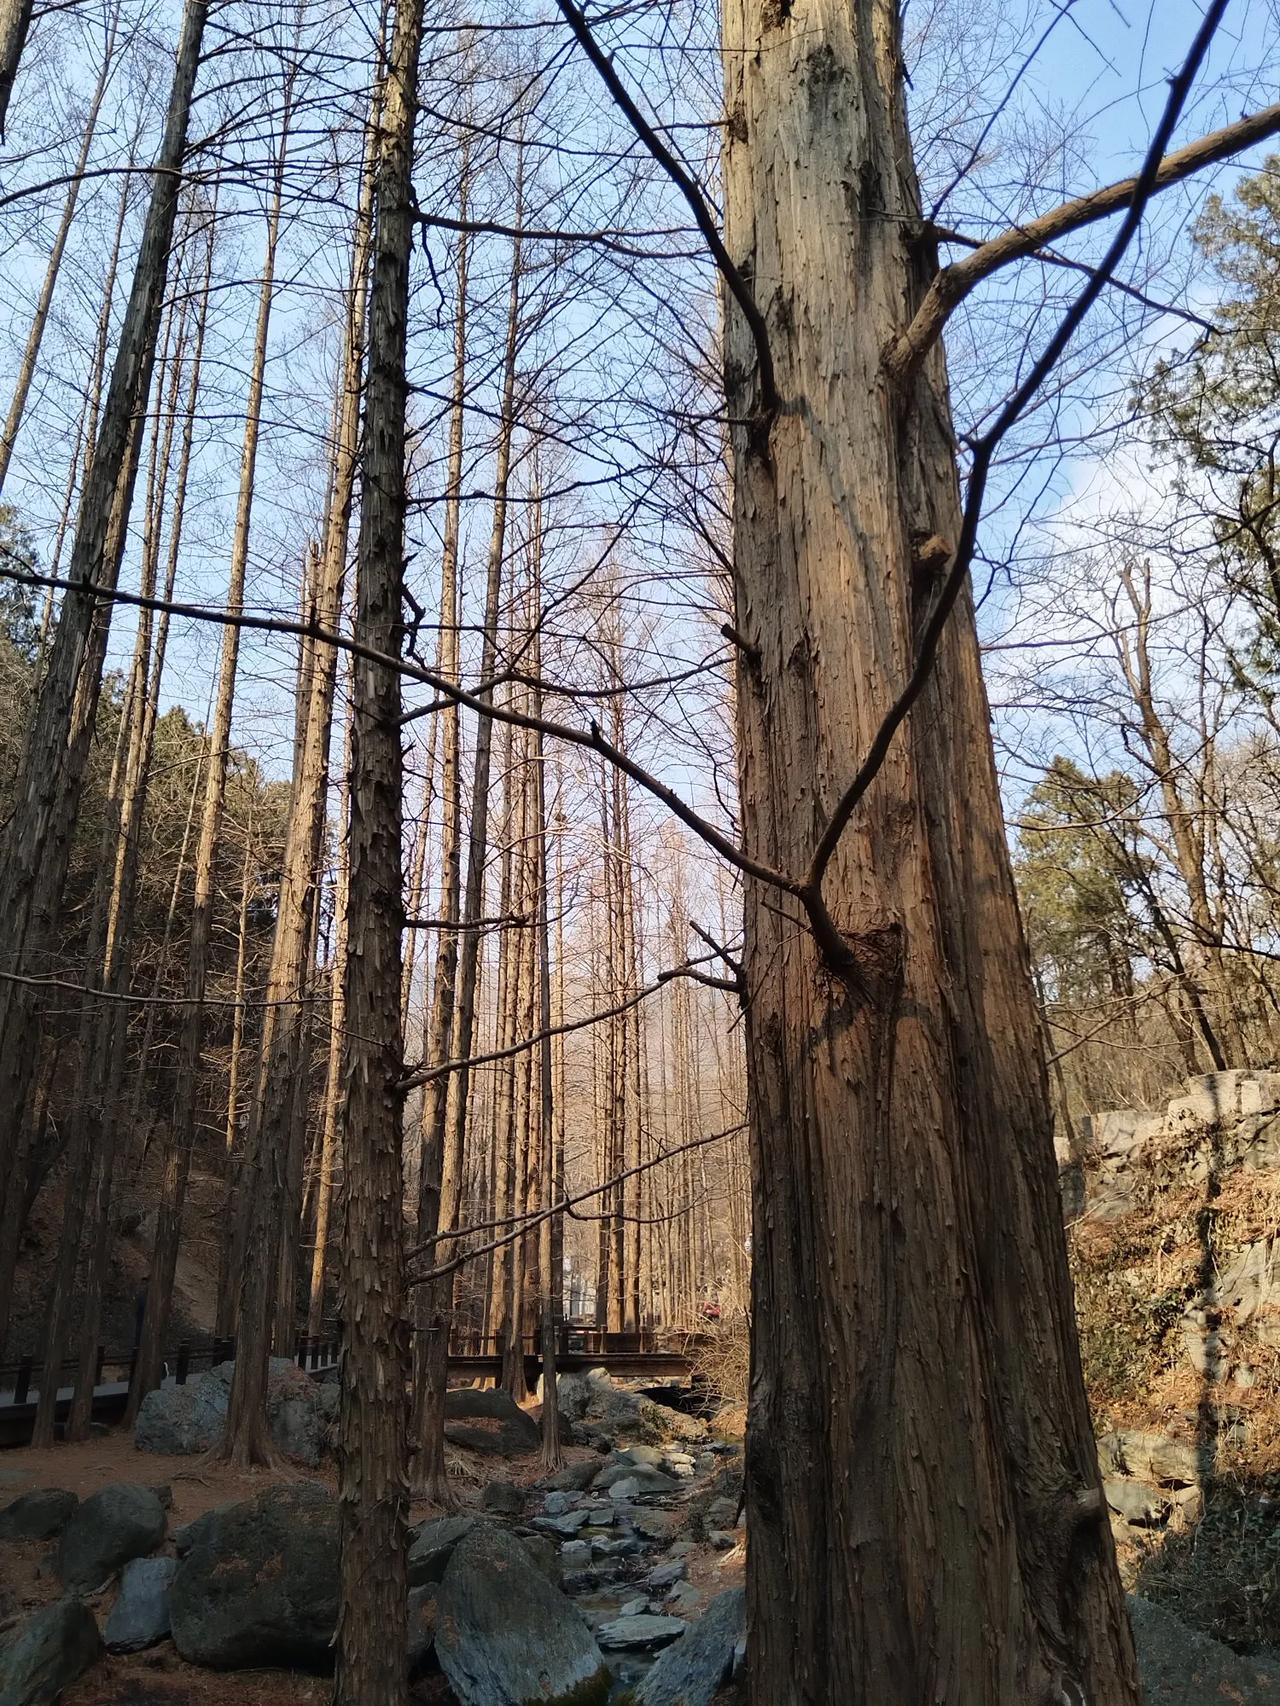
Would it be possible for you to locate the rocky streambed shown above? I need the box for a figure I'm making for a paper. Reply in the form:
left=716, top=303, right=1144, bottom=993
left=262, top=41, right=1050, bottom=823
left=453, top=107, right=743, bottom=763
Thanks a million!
left=0, top=1366, right=748, bottom=1706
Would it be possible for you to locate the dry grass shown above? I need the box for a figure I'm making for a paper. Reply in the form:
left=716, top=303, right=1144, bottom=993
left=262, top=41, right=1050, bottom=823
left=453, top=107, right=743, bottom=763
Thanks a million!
left=686, top=1315, right=749, bottom=1426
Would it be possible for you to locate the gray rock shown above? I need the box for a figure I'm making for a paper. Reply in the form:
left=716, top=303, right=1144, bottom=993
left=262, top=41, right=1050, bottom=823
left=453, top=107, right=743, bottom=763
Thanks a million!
left=0, top=1598, right=101, bottom=1706
left=617, top=1446, right=665, bottom=1468
left=633, top=1510, right=683, bottom=1543
left=637, top=1588, right=746, bottom=1706
left=104, top=1557, right=176, bottom=1653
left=172, top=1510, right=217, bottom=1558
left=666, top=1582, right=700, bottom=1613
left=57, top=1483, right=166, bottom=1593
left=436, top=1523, right=610, bottom=1706
left=407, top=1583, right=437, bottom=1673
left=542, top=1459, right=600, bottom=1493
left=1129, top=1594, right=1280, bottom=1704
left=594, top=1461, right=680, bottom=1497
left=534, top=1509, right=592, bottom=1538
left=1099, top=1430, right=1203, bottom=1488
left=560, top=1540, right=592, bottom=1570
left=169, top=1482, right=338, bottom=1669
left=543, top=1490, right=577, bottom=1516
left=557, top=1370, right=707, bottom=1449
left=135, top=1358, right=333, bottom=1465
left=517, top=1532, right=561, bottom=1585
left=1104, top=1479, right=1170, bottom=1527
left=597, top=1613, right=686, bottom=1652
left=619, top=1598, right=650, bottom=1618
left=0, top=1490, right=77, bottom=1543
left=609, top=1477, right=640, bottom=1503
left=646, top=1560, right=687, bottom=1590
left=707, top=1497, right=739, bottom=1527
left=443, top=1387, right=540, bottom=1457
left=481, top=1480, right=524, bottom=1518
left=407, top=1514, right=479, bottom=1586
left=706, top=1529, right=737, bottom=1550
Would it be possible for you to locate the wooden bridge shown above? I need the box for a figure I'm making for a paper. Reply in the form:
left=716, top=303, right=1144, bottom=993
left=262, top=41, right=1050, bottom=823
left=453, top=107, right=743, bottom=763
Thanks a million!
left=0, top=1326, right=705, bottom=1446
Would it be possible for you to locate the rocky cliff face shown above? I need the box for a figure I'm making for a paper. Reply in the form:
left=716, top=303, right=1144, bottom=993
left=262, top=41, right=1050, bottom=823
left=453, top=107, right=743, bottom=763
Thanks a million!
left=1066, top=1068, right=1280, bottom=1654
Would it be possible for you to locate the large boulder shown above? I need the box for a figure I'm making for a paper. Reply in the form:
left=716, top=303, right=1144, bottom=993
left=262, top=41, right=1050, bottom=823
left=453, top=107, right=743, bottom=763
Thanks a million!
left=1130, top=1595, right=1280, bottom=1704
left=407, top=1514, right=479, bottom=1587
left=0, top=1490, right=77, bottom=1543
left=557, top=1369, right=705, bottom=1448
left=637, top=1589, right=746, bottom=1706
left=435, top=1523, right=610, bottom=1706
left=135, top=1358, right=337, bottom=1465
left=169, top=1482, right=338, bottom=1669
left=443, top=1387, right=540, bottom=1457
left=104, top=1557, right=176, bottom=1653
left=0, top=1598, right=101, bottom=1706
left=56, top=1483, right=166, bottom=1593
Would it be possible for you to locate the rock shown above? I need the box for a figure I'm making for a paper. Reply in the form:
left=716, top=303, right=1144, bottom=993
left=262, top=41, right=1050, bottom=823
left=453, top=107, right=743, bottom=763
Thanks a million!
left=517, top=1532, right=561, bottom=1585
left=169, top=1483, right=338, bottom=1669
left=560, top=1540, right=591, bottom=1571
left=135, top=1358, right=334, bottom=1465
left=482, top=1480, right=524, bottom=1518
left=619, top=1598, right=650, bottom=1618
left=666, top=1582, right=700, bottom=1613
left=1104, top=1479, right=1170, bottom=1527
left=633, top=1510, right=682, bottom=1543
left=636, top=1588, right=746, bottom=1706
left=407, top=1584, right=437, bottom=1673
left=646, top=1560, right=687, bottom=1590
left=1089, top=1108, right=1165, bottom=1158
left=594, top=1462, right=680, bottom=1497
left=706, top=1530, right=737, bottom=1550
left=0, top=1598, right=102, bottom=1706
left=443, top=1387, right=540, bottom=1458
left=616, top=1446, right=665, bottom=1468
left=557, top=1370, right=707, bottom=1449
left=609, top=1477, right=640, bottom=1503
left=104, top=1557, right=176, bottom=1653
left=707, top=1497, right=739, bottom=1527
left=0, top=1490, right=77, bottom=1543
left=435, top=1523, right=610, bottom=1706
left=534, top=1509, right=592, bottom=1538
left=543, top=1490, right=578, bottom=1516
left=597, top=1613, right=686, bottom=1652
left=1129, top=1594, right=1280, bottom=1704
left=172, top=1511, right=217, bottom=1558
left=407, top=1514, right=479, bottom=1587
left=57, top=1484, right=166, bottom=1593
left=542, top=1459, right=600, bottom=1492
left=1099, top=1430, right=1202, bottom=1488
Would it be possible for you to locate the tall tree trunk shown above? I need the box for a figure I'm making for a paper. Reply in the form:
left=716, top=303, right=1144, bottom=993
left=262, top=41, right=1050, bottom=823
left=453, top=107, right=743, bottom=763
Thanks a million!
left=333, top=0, right=421, bottom=1682
left=0, top=0, right=208, bottom=1356
left=32, top=274, right=190, bottom=1448
left=0, top=0, right=32, bottom=139
left=411, top=160, right=525, bottom=1495
left=307, top=696, right=351, bottom=1340
left=409, top=154, right=470, bottom=1488
left=0, top=4, right=120, bottom=491
left=719, top=3, right=1136, bottom=1699
left=129, top=87, right=290, bottom=1420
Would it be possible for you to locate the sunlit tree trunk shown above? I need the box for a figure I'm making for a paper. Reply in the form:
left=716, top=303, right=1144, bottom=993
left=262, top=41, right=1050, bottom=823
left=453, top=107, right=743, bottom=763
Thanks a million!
left=333, top=0, right=422, bottom=1679
left=0, top=4, right=120, bottom=491
left=130, top=86, right=292, bottom=1421
left=0, top=0, right=209, bottom=1357
left=719, top=2, right=1137, bottom=1698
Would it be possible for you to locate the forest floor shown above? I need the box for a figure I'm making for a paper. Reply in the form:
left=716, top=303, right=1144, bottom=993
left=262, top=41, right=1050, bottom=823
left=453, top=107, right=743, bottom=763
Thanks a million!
left=0, top=1419, right=745, bottom=1705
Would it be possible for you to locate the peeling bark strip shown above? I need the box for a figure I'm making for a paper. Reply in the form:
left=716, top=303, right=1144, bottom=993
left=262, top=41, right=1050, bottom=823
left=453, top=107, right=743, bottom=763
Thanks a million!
left=719, top=1, right=1137, bottom=1701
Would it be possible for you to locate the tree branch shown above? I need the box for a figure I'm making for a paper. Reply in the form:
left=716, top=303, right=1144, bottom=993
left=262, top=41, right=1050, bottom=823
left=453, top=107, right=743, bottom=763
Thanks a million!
left=553, top=0, right=778, bottom=431
left=885, top=97, right=1280, bottom=388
